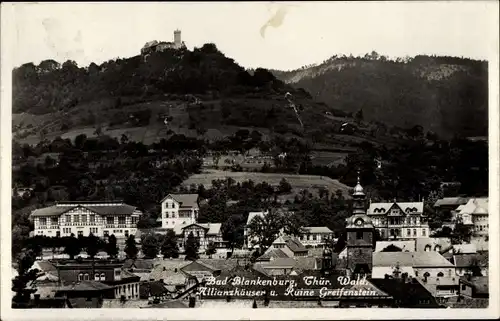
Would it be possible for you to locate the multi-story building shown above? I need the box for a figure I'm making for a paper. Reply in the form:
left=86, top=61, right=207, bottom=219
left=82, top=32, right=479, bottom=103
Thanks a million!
left=367, top=200, right=429, bottom=240
left=160, top=194, right=199, bottom=229
left=299, top=227, right=334, bottom=247
left=30, top=201, right=142, bottom=239
left=453, top=197, right=488, bottom=237
left=54, top=260, right=141, bottom=300
left=172, top=223, right=226, bottom=252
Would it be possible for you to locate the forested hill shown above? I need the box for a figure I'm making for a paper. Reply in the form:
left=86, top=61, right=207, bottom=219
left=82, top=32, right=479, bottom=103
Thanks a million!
left=269, top=53, right=488, bottom=139
left=12, top=43, right=307, bottom=115
left=12, top=43, right=335, bottom=143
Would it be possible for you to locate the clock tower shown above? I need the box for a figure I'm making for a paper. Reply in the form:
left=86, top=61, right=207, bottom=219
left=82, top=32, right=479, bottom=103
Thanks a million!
left=345, top=171, right=374, bottom=278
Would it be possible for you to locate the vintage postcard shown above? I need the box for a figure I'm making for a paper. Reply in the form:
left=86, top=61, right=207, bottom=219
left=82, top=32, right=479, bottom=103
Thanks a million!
left=1, top=1, right=499, bottom=320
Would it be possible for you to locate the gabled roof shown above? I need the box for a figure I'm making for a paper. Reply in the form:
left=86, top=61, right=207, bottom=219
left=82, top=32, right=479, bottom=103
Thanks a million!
left=302, top=226, right=333, bottom=234
left=30, top=203, right=139, bottom=218
left=375, top=240, right=416, bottom=252
left=180, top=223, right=222, bottom=235
left=160, top=194, right=198, bottom=208
left=373, top=252, right=454, bottom=268
left=282, top=236, right=308, bottom=253
left=367, top=202, right=424, bottom=215
left=257, top=248, right=289, bottom=261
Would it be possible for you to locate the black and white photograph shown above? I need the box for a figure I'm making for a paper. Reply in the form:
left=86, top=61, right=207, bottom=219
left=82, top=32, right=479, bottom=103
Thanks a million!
left=1, top=1, right=498, bottom=319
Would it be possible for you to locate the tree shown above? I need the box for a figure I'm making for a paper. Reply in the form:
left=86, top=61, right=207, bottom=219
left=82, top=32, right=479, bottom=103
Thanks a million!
left=12, top=250, right=39, bottom=306
left=124, top=235, right=138, bottom=259
left=247, top=208, right=288, bottom=254
left=381, top=244, right=403, bottom=252
left=85, top=233, right=100, bottom=259
left=106, top=234, right=119, bottom=258
left=452, top=217, right=472, bottom=244
left=141, top=234, right=159, bottom=259
left=278, top=178, right=292, bottom=194
left=205, top=241, right=217, bottom=258
left=64, top=233, right=82, bottom=260
left=355, top=109, right=364, bottom=124
left=184, top=232, right=199, bottom=261
left=161, top=230, right=180, bottom=259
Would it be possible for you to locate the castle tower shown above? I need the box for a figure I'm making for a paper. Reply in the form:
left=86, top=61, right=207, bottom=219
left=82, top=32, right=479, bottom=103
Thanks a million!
left=345, top=171, right=374, bottom=278
left=174, top=29, right=181, bottom=48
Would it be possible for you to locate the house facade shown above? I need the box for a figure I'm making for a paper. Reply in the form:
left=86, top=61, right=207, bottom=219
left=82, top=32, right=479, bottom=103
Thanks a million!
left=30, top=201, right=142, bottom=239
left=160, top=194, right=199, bottom=229
left=173, top=223, right=226, bottom=251
left=299, top=227, right=334, bottom=247
left=54, top=261, right=141, bottom=300
left=453, top=198, right=488, bottom=237
left=367, top=201, right=429, bottom=240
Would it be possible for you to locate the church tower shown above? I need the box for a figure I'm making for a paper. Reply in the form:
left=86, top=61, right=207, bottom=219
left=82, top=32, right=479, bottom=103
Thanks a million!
left=174, top=29, right=182, bottom=48
left=345, top=171, right=374, bottom=278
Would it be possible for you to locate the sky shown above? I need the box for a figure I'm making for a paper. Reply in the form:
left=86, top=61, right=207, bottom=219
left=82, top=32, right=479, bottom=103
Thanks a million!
left=5, top=1, right=499, bottom=71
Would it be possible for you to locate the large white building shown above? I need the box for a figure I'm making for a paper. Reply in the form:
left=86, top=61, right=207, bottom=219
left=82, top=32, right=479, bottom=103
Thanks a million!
left=367, top=201, right=429, bottom=240
left=30, top=201, right=142, bottom=238
left=453, top=197, right=488, bottom=237
left=159, top=194, right=199, bottom=229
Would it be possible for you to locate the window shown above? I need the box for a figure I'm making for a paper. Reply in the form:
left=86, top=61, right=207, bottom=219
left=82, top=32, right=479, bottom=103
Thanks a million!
left=423, top=272, right=430, bottom=278
left=103, top=230, right=109, bottom=237
left=81, top=215, right=87, bottom=224
left=356, top=231, right=363, bottom=239
left=415, top=271, right=418, bottom=276
left=51, top=217, right=58, bottom=225
left=437, top=272, right=444, bottom=277
left=413, top=229, right=417, bottom=236
left=165, top=212, right=169, bottom=218
left=74, top=215, right=80, bottom=224
left=39, top=218, right=47, bottom=226
left=424, top=245, right=431, bottom=252
left=100, top=273, right=106, bottom=281
left=78, top=273, right=83, bottom=281
left=125, top=230, right=129, bottom=237
left=407, top=229, right=411, bottom=236
left=461, top=284, right=467, bottom=291
left=422, top=229, right=426, bottom=236
left=115, top=270, right=121, bottom=277
left=107, top=217, right=114, bottom=225
left=89, top=214, right=96, bottom=224
left=95, top=273, right=100, bottom=281
left=66, top=215, right=71, bottom=224
left=78, top=231, right=83, bottom=237
left=56, top=231, right=60, bottom=237
left=118, top=217, right=126, bottom=225
left=84, top=273, right=89, bottom=280
left=312, top=235, right=317, bottom=241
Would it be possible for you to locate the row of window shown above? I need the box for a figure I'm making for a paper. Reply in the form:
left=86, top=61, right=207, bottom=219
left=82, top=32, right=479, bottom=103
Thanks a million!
left=416, top=270, right=452, bottom=278
left=476, top=225, right=488, bottom=231
left=164, top=202, right=176, bottom=209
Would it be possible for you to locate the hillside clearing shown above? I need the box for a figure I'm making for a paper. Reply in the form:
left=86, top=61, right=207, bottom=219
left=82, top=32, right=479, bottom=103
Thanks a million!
left=182, top=169, right=352, bottom=196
